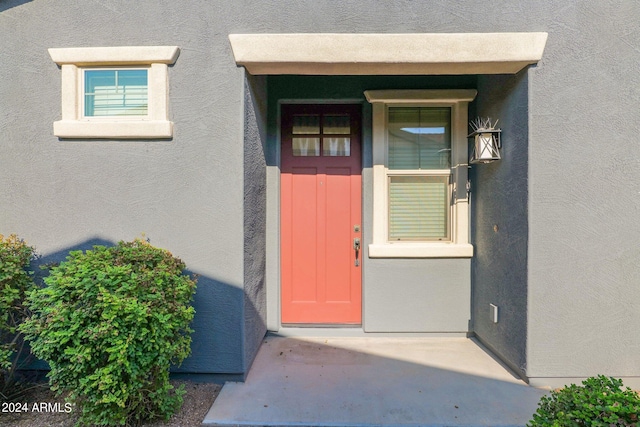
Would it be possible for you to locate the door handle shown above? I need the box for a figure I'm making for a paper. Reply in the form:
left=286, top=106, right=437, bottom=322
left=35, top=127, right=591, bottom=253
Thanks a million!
left=353, top=238, right=361, bottom=267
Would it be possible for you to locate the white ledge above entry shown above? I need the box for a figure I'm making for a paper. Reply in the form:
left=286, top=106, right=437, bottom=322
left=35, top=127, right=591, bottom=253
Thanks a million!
left=228, top=33, right=548, bottom=75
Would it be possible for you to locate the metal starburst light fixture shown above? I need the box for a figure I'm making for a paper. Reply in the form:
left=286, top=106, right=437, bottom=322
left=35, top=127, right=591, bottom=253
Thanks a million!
left=468, top=117, right=501, bottom=164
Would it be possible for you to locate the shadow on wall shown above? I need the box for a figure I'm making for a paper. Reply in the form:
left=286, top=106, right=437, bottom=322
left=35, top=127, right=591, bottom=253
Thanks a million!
left=469, top=70, right=530, bottom=379
left=0, top=0, right=33, bottom=12
left=25, top=237, right=266, bottom=381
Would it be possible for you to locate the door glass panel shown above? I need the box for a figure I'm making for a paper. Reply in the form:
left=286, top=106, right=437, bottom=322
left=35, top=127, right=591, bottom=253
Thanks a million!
left=323, top=115, right=350, bottom=134
left=293, top=137, right=320, bottom=156
left=293, top=115, right=320, bottom=134
left=323, top=137, right=350, bottom=156
left=388, top=107, right=451, bottom=169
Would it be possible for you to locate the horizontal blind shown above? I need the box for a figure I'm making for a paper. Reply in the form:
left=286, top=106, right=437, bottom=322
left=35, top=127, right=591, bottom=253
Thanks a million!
left=388, top=107, right=451, bottom=170
left=84, top=69, right=148, bottom=117
left=389, top=175, right=449, bottom=240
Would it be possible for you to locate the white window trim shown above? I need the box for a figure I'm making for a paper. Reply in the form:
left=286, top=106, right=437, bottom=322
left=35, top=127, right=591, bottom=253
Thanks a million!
left=49, top=46, right=179, bottom=139
left=365, top=89, right=477, bottom=258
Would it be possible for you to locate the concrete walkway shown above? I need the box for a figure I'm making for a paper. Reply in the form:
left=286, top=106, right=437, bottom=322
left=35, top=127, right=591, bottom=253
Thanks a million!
left=203, top=335, right=548, bottom=427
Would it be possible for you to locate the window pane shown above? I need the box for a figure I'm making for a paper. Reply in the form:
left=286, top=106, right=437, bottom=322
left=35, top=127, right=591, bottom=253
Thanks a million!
left=388, top=175, right=449, bottom=240
left=293, top=137, right=320, bottom=156
left=84, top=69, right=148, bottom=117
left=323, top=137, right=350, bottom=156
left=388, top=107, right=451, bottom=169
left=293, top=115, right=320, bottom=134
left=323, top=115, right=350, bottom=134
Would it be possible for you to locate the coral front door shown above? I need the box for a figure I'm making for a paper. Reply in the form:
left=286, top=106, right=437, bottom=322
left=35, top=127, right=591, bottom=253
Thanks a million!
left=281, top=104, right=362, bottom=324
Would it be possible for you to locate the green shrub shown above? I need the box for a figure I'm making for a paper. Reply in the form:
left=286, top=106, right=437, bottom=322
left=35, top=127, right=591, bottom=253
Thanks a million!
left=0, top=234, right=37, bottom=401
left=20, top=239, right=197, bottom=426
left=528, top=375, right=640, bottom=426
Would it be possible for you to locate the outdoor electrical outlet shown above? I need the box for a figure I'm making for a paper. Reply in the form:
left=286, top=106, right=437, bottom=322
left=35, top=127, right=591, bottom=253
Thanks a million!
left=490, top=304, right=499, bottom=323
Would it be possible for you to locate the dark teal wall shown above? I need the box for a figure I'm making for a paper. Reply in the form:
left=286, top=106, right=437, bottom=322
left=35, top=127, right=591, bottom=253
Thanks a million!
left=268, top=75, right=477, bottom=104
left=471, top=71, right=530, bottom=377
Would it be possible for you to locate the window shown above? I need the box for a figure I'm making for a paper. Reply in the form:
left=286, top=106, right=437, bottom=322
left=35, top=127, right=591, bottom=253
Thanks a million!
left=291, top=113, right=351, bottom=156
left=389, top=175, right=450, bottom=241
left=83, top=69, right=148, bottom=117
left=388, top=107, right=451, bottom=241
left=48, top=46, right=179, bottom=139
left=365, top=90, right=477, bottom=258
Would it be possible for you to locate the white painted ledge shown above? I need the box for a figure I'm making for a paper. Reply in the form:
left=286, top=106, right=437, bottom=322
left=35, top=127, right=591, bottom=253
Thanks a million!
left=49, top=46, right=180, bottom=66
left=53, top=120, right=173, bottom=139
left=368, top=243, right=474, bottom=258
left=229, top=33, right=548, bottom=75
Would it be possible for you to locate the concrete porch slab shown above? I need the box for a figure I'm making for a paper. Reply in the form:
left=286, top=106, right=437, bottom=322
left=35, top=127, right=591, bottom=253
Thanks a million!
left=203, top=336, right=548, bottom=427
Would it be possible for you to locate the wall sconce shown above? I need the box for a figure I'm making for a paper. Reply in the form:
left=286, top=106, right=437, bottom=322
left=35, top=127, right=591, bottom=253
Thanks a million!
left=468, top=118, right=501, bottom=164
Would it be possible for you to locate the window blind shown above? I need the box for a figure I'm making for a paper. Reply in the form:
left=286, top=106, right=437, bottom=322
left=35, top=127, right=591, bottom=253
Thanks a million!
left=84, top=69, right=148, bottom=117
left=388, top=175, right=449, bottom=240
left=388, top=107, right=451, bottom=170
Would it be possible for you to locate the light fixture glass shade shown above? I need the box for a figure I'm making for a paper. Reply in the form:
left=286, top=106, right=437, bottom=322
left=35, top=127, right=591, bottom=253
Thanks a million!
left=469, top=130, right=501, bottom=164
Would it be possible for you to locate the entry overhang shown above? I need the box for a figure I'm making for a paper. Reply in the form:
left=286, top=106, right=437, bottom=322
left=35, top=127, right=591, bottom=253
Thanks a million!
left=228, top=33, right=548, bottom=75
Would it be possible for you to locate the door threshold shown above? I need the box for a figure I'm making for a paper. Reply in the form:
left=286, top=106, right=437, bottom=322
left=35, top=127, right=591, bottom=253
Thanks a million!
left=270, top=327, right=469, bottom=338
left=271, top=327, right=367, bottom=338
left=281, top=323, right=362, bottom=328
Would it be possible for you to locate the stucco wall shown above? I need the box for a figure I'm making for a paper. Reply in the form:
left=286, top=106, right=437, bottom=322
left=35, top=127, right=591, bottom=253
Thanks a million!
left=471, top=72, right=529, bottom=377
left=364, top=259, right=471, bottom=333
left=524, top=3, right=640, bottom=385
left=0, top=0, right=252, bottom=375
left=242, top=73, right=268, bottom=373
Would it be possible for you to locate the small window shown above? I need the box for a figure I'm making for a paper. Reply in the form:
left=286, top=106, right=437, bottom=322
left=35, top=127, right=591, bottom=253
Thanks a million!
left=49, top=46, right=179, bottom=139
left=84, top=69, right=148, bottom=117
left=365, top=89, right=476, bottom=258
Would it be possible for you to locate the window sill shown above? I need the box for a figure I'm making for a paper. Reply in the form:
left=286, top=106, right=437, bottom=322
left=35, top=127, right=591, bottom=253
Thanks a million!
left=368, top=242, right=473, bottom=258
left=53, top=120, right=173, bottom=139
